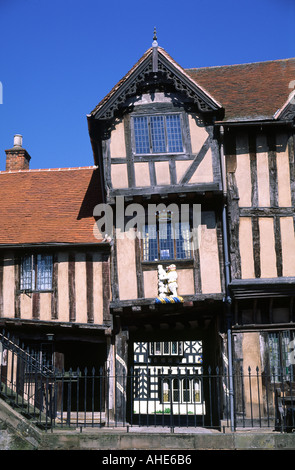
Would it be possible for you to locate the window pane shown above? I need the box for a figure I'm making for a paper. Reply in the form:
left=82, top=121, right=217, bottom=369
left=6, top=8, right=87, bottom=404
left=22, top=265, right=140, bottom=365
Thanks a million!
left=142, top=225, right=158, bottom=261
left=162, top=379, right=170, bottom=403
left=21, top=255, right=34, bottom=290
left=172, top=378, right=180, bottom=402
left=36, top=255, right=53, bottom=290
left=150, top=116, right=166, bottom=153
left=171, top=341, right=183, bottom=355
left=159, top=222, right=174, bottom=260
left=175, top=222, right=191, bottom=259
left=268, top=331, right=295, bottom=382
left=282, top=331, right=294, bottom=381
left=134, top=116, right=150, bottom=154
left=194, top=380, right=201, bottom=402
left=182, top=378, right=190, bottom=402
left=171, top=341, right=178, bottom=355
left=155, top=342, right=161, bottom=355
left=166, top=115, right=183, bottom=152
left=163, top=342, right=170, bottom=355
left=269, top=333, right=282, bottom=382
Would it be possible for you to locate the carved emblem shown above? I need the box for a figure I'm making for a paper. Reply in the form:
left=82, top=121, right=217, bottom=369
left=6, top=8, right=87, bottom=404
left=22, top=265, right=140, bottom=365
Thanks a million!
left=156, top=264, right=183, bottom=304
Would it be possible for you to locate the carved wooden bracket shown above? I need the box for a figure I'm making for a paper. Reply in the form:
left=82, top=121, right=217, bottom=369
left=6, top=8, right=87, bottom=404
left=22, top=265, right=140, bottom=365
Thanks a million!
left=94, top=50, right=221, bottom=120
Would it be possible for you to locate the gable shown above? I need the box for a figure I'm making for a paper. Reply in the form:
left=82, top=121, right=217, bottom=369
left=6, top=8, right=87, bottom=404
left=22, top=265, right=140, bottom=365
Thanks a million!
left=87, top=45, right=224, bottom=200
left=274, top=87, right=295, bottom=120
left=89, top=46, right=223, bottom=121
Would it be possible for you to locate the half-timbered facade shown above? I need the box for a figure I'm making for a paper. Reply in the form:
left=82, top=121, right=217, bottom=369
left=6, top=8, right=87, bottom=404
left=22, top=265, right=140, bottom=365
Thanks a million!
left=87, top=39, right=295, bottom=424
left=0, top=148, right=112, bottom=410
left=87, top=40, right=228, bottom=423
left=187, top=57, right=295, bottom=421
left=2, top=37, right=295, bottom=428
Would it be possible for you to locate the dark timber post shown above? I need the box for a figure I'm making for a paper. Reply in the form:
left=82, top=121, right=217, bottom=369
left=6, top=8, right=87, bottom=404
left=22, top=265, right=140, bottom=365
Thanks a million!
left=220, top=126, right=235, bottom=431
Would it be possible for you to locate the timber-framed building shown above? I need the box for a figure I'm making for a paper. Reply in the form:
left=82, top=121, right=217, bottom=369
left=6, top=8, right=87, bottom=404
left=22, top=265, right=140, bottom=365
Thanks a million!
left=1, top=36, right=295, bottom=429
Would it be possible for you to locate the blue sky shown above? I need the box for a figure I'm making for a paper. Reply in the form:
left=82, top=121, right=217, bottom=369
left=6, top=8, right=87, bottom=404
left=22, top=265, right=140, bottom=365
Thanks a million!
left=0, top=0, right=294, bottom=171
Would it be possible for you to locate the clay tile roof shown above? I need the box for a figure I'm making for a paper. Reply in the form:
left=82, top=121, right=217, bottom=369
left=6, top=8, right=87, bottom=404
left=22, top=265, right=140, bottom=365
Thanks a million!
left=90, top=47, right=295, bottom=122
left=185, top=57, right=295, bottom=121
left=0, top=167, right=104, bottom=245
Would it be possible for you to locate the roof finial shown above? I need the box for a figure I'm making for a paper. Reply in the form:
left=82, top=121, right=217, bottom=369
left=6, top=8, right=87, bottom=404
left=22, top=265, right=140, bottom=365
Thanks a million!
left=152, top=27, right=158, bottom=47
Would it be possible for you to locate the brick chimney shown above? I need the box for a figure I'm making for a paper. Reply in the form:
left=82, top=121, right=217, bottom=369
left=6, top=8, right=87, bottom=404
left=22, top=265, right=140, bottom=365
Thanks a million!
left=5, top=135, right=31, bottom=171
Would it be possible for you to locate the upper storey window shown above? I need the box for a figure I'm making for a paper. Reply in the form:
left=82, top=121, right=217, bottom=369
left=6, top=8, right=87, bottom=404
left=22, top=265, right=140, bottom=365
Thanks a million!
left=20, top=254, right=53, bottom=291
left=142, top=212, right=192, bottom=262
left=133, top=114, right=184, bottom=154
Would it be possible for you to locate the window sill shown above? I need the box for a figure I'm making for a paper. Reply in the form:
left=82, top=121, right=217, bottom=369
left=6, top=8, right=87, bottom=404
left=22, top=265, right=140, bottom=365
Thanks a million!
left=134, top=151, right=185, bottom=157
left=17, top=289, right=54, bottom=295
left=149, top=354, right=184, bottom=357
left=141, top=259, right=193, bottom=268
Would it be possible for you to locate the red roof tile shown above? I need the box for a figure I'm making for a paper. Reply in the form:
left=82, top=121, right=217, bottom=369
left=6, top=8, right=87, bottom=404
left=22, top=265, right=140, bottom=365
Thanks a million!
left=0, top=167, right=104, bottom=245
left=185, top=58, right=295, bottom=121
left=91, top=47, right=295, bottom=122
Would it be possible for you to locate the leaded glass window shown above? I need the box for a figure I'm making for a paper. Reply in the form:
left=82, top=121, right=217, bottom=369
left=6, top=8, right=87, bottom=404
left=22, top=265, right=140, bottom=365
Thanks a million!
left=160, top=375, right=202, bottom=404
left=142, top=218, right=192, bottom=262
left=172, top=378, right=180, bottom=402
left=268, top=331, right=295, bottom=382
left=133, top=116, right=150, bottom=154
left=162, top=379, right=170, bottom=403
left=193, top=379, right=201, bottom=402
left=133, top=114, right=184, bottom=154
left=182, top=378, right=190, bottom=402
left=20, top=254, right=53, bottom=291
left=149, top=341, right=183, bottom=356
left=21, top=255, right=34, bottom=290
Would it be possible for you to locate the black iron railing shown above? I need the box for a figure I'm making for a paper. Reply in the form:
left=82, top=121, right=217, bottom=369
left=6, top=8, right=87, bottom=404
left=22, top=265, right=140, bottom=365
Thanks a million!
left=0, top=332, right=294, bottom=432
left=0, top=330, right=55, bottom=429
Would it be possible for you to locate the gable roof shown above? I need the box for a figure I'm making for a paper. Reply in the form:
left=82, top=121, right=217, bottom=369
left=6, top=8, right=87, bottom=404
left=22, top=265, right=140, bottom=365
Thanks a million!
left=88, top=46, right=222, bottom=120
left=89, top=48, right=295, bottom=123
left=0, top=167, right=104, bottom=246
left=185, top=57, right=295, bottom=122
